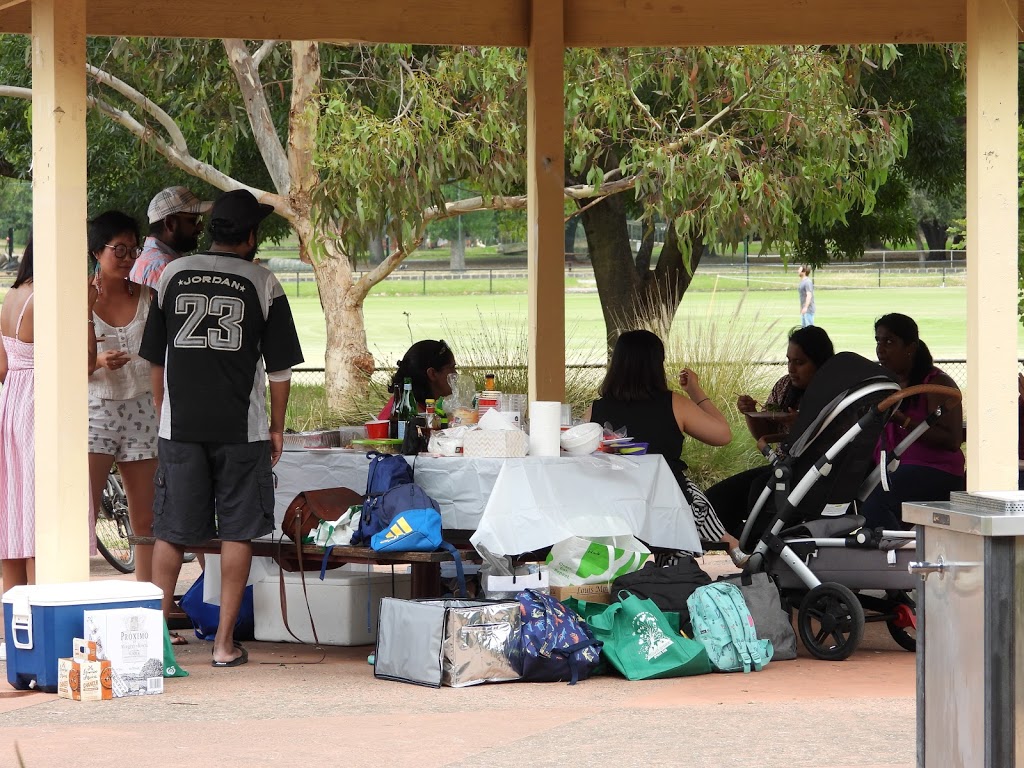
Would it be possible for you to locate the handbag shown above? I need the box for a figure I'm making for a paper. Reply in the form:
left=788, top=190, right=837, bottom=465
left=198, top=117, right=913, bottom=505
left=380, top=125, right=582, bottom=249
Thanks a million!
left=281, top=487, right=364, bottom=543
left=587, top=591, right=711, bottom=680
left=277, top=486, right=363, bottom=646
left=612, top=557, right=712, bottom=637
left=717, top=572, right=797, bottom=661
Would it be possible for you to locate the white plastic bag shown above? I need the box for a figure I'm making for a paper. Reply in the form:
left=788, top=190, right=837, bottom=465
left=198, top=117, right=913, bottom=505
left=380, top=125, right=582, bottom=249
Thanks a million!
left=312, top=507, right=361, bottom=547
left=546, top=535, right=652, bottom=587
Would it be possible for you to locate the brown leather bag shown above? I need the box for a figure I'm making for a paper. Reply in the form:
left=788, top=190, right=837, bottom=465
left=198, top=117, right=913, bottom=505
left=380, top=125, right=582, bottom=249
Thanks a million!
left=277, top=486, right=364, bottom=647
left=280, top=487, right=364, bottom=543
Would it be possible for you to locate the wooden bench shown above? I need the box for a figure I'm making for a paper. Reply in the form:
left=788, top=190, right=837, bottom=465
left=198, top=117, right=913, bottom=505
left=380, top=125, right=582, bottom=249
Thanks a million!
left=130, top=535, right=482, bottom=598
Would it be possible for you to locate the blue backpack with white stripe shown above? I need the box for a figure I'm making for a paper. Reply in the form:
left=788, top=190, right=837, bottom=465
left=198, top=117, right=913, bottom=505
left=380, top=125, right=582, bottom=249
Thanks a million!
left=686, top=582, right=773, bottom=673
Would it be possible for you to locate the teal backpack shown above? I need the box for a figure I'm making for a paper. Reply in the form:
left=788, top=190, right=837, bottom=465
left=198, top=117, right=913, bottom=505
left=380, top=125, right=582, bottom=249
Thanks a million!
left=686, top=582, right=773, bottom=673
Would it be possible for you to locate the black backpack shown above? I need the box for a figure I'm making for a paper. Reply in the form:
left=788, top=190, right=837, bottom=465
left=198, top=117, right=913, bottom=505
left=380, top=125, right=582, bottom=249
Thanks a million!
left=611, top=557, right=712, bottom=637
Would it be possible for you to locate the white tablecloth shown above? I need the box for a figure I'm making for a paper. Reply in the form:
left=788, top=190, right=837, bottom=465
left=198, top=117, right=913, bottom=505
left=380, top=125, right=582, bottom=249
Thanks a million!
left=469, top=454, right=701, bottom=556
left=272, top=450, right=700, bottom=553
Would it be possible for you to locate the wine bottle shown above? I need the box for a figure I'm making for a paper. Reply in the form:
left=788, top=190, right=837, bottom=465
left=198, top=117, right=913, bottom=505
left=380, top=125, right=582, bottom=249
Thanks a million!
left=396, top=378, right=414, bottom=440
left=388, top=382, right=402, bottom=440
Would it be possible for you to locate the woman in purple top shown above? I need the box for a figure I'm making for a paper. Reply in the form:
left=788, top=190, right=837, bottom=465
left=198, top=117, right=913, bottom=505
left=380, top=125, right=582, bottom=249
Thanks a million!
left=861, top=313, right=964, bottom=530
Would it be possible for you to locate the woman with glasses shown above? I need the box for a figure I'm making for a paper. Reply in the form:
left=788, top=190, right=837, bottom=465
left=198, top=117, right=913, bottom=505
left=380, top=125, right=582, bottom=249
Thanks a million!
left=377, top=339, right=458, bottom=419
left=87, top=210, right=160, bottom=587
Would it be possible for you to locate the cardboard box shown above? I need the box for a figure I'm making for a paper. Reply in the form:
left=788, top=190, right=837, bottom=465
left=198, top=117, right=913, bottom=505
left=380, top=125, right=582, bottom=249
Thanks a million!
left=549, top=582, right=613, bottom=605
left=83, top=607, right=164, bottom=697
left=462, top=429, right=529, bottom=458
left=57, top=657, right=112, bottom=701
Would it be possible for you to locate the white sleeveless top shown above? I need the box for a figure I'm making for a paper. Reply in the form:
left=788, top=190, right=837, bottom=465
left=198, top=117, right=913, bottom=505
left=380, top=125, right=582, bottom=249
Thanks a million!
left=90, top=290, right=153, bottom=401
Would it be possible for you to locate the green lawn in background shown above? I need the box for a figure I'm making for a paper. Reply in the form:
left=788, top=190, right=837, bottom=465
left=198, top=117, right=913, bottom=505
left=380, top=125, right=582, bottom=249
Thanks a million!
left=288, top=285, right=983, bottom=370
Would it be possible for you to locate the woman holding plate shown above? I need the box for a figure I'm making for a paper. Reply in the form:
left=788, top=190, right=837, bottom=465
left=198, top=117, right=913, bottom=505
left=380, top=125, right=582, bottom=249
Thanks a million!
left=705, top=325, right=835, bottom=561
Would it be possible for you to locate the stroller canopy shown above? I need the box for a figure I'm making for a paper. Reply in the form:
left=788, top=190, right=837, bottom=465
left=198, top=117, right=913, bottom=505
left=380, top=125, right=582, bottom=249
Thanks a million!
left=785, top=352, right=898, bottom=458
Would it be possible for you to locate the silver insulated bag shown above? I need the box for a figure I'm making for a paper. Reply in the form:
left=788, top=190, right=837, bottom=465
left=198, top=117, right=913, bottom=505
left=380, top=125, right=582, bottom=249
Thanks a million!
left=374, top=598, right=521, bottom=687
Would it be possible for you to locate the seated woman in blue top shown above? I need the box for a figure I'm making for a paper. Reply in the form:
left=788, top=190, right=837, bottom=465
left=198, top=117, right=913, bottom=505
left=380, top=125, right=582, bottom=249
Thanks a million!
left=584, top=329, right=733, bottom=547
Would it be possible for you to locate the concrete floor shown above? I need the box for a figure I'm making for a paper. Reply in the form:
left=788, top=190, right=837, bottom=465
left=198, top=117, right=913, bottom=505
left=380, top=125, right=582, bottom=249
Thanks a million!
left=0, top=554, right=915, bottom=768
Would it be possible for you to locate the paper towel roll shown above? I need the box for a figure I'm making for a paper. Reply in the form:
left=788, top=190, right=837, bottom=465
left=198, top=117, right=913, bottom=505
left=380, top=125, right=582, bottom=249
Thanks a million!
left=529, top=400, right=562, bottom=457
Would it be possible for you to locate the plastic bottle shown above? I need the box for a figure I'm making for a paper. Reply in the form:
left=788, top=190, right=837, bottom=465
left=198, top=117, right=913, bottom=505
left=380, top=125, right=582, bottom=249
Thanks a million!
left=484, top=372, right=496, bottom=391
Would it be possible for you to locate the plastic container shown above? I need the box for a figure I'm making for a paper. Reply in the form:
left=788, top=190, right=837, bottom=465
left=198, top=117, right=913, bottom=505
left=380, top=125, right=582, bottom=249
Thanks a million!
left=3, top=581, right=162, bottom=692
left=253, top=568, right=412, bottom=645
left=351, top=438, right=403, bottom=454
left=559, top=422, right=603, bottom=455
left=364, top=420, right=390, bottom=439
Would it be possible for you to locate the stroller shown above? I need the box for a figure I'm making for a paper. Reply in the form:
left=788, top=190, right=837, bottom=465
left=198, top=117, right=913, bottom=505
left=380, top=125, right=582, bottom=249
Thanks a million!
left=733, top=352, right=961, bottom=660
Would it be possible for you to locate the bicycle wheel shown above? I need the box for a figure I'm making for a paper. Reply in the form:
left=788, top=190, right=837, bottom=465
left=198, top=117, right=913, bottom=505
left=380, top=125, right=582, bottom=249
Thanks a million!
left=96, top=474, right=136, bottom=574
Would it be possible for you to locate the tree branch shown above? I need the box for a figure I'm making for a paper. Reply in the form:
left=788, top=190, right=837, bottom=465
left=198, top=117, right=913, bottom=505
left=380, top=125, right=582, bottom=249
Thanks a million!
left=253, top=40, right=278, bottom=69
left=87, top=93, right=292, bottom=219
left=0, top=85, right=31, bottom=100
left=0, top=81, right=292, bottom=218
left=86, top=65, right=188, bottom=153
left=351, top=235, right=424, bottom=304
left=224, top=38, right=291, bottom=195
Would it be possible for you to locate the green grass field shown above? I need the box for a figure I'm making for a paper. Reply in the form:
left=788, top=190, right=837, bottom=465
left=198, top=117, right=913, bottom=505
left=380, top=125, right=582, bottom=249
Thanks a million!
left=290, top=285, right=984, bottom=370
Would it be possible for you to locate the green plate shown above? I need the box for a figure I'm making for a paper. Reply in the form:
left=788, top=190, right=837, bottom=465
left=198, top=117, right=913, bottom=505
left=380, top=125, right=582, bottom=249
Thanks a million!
left=351, top=438, right=403, bottom=446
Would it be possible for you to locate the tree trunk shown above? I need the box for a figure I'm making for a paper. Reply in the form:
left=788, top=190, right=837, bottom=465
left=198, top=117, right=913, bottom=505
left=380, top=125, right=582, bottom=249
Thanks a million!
left=311, top=240, right=376, bottom=414
left=449, top=234, right=466, bottom=271
left=580, top=194, right=703, bottom=351
left=564, top=217, right=579, bottom=257
left=367, top=235, right=385, bottom=265
left=919, top=218, right=949, bottom=259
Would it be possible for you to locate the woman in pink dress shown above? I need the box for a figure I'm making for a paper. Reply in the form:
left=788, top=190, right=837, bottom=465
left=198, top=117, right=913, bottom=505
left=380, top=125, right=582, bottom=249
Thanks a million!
left=0, top=240, right=37, bottom=593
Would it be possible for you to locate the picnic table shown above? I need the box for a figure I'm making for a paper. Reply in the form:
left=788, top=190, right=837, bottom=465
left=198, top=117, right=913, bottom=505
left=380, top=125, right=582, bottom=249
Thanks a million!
left=131, top=533, right=483, bottom=598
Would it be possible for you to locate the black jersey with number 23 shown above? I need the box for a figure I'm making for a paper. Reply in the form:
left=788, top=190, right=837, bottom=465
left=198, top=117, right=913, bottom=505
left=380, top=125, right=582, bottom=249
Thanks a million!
left=139, top=252, right=304, bottom=443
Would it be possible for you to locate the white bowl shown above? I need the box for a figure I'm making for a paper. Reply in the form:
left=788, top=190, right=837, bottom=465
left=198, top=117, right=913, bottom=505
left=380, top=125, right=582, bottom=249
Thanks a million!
left=560, top=422, right=602, bottom=455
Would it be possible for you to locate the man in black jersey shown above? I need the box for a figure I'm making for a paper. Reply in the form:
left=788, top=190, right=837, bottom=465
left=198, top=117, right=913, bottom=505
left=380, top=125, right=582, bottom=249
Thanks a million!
left=139, top=189, right=303, bottom=668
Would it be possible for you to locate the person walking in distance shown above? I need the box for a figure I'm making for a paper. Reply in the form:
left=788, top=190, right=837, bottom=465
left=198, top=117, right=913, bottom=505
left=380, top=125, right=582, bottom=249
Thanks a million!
left=797, top=265, right=815, bottom=327
left=130, top=186, right=213, bottom=289
left=139, top=189, right=303, bottom=667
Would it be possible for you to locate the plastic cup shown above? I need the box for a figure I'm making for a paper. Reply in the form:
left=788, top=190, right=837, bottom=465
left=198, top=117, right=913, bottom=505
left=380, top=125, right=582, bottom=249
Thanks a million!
left=365, top=420, right=389, bottom=439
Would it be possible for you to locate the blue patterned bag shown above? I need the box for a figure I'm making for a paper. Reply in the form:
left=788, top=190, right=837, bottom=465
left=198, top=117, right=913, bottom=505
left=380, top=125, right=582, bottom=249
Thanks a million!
left=515, top=589, right=602, bottom=685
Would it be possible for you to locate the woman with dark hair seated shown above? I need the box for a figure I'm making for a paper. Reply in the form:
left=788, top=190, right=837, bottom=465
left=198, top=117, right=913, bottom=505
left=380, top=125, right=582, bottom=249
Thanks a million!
left=737, top=325, right=835, bottom=421
left=704, top=325, right=836, bottom=561
left=860, top=313, right=964, bottom=529
left=377, top=339, right=458, bottom=418
left=583, top=329, right=733, bottom=547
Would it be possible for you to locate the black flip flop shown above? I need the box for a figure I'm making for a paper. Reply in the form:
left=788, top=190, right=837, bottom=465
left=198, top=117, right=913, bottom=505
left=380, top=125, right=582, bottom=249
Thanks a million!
left=211, top=643, right=248, bottom=668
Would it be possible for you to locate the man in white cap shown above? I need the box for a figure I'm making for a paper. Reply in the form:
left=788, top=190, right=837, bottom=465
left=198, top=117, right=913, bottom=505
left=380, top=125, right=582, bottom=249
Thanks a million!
left=130, top=186, right=213, bottom=288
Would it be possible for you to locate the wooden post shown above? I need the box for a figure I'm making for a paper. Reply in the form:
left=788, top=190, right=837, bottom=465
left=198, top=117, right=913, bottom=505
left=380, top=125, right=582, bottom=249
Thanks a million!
left=31, top=0, right=91, bottom=583
left=965, top=0, right=1018, bottom=491
left=526, top=0, right=566, bottom=404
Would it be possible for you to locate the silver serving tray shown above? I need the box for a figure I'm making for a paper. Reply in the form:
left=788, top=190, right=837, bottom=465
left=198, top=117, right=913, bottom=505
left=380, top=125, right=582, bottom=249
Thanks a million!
left=282, top=430, right=342, bottom=451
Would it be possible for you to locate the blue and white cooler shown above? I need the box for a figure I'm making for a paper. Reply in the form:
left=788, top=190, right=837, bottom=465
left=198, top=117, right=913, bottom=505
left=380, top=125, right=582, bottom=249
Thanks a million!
left=3, top=581, right=162, bottom=692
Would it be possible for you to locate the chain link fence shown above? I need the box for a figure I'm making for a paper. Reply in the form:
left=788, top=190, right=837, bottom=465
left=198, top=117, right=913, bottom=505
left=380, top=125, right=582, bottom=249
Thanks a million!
left=292, top=358, right=976, bottom=391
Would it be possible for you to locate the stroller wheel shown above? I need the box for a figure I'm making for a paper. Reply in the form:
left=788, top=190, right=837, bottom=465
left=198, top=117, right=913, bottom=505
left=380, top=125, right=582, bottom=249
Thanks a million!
left=886, top=601, right=917, bottom=652
left=798, top=583, right=865, bottom=661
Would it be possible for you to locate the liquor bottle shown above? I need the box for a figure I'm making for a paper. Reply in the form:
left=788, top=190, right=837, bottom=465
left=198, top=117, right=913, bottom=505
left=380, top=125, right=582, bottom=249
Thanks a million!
left=388, top=382, right=402, bottom=440
left=396, top=378, right=414, bottom=440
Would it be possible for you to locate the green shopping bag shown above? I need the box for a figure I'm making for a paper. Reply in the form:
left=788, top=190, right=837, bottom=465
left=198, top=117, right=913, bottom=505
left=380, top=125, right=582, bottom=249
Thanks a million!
left=587, top=592, right=711, bottom=680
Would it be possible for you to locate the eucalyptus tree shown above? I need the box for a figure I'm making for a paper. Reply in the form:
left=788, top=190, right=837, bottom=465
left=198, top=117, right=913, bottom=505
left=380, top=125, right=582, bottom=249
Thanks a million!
left=0, top=39, right=909, bottom=406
